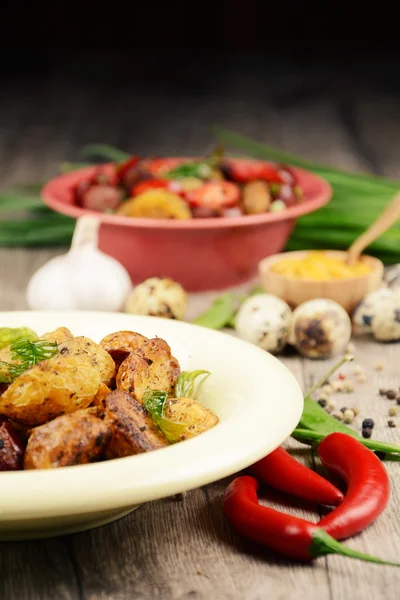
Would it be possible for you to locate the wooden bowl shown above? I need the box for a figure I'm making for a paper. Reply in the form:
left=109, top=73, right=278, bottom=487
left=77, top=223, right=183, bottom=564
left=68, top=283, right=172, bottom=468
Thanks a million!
left=258, top=250, right=384, bottom=313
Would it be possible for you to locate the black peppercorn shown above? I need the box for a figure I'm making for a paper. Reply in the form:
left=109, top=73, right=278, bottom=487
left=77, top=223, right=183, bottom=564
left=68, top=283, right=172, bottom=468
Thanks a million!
left=362, top=428, right=372, bottom=439
left=318, top=398, right=327, bottom=407
left=362, top=418, right=375, bottom=429
left=388, top=420, right=397, bottom=428
left=379, top=388, right=387, bottom=396
left=386, top=390, right=397, bottom=400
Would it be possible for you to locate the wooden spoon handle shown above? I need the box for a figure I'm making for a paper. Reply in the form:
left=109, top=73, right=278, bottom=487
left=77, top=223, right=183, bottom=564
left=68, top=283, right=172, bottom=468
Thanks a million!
left=347, top=192, right=400, bottom=265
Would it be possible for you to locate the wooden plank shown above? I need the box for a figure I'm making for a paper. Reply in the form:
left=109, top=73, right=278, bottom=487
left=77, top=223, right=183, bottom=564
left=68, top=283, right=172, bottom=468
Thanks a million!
left=0, top=539, right=79, bottom=600
left=302, top=338, right=400, bottom=599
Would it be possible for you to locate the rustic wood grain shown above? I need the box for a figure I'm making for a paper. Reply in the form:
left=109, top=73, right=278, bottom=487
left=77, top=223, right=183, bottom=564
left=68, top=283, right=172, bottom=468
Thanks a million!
left=0, top=67, right=399, bottom=599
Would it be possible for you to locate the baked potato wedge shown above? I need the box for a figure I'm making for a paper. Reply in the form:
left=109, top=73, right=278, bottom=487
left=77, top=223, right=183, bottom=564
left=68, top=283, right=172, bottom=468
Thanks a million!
left=24, top=409, right=112, bottom=469
left=99, top=330, right=148, bottom=368
left=105, top=390, right=168, bottom=458
left=163, top=397, right=219, bottom=442
left=39, top=327, right=74, bottom=345
left=0, top=337, right=116, bottom=426
left=91, top=382, right=111, bottom=412
left=116, top=338, right=180, bottom=403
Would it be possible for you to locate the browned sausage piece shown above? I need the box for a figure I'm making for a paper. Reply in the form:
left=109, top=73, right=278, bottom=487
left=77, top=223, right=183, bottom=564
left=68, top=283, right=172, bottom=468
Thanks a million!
left=99, top=330, right=149, bottom=368
left=0, top=420, right=25, bottom=471
left=105, top=390, right=168, bottom=459
left=24, top=410, right=112, bottom=469
left=242, top=180, right=271, bottom=215
left=116, top=337, right=180, bottom=403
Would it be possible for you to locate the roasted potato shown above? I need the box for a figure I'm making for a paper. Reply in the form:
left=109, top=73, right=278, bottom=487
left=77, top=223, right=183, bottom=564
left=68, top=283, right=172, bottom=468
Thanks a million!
left=91, top=382, right=111, bottom=412
left=39, top=327, right=74, bottom=345
left=24, top=409, right=112, bottom=469
left=116, top=337, right=180, bottom=403
left=0, top=337, right=116, bottom=426
left=163, top=397, right=219, bottom=442
left=99, top=330, right=148, bottom=367
left=105, top=390, right=168, bottom=458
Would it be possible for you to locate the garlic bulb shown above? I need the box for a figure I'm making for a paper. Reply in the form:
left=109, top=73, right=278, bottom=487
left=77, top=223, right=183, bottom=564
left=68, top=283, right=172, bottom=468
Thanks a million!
left=27, top=217, right=132, bottom=311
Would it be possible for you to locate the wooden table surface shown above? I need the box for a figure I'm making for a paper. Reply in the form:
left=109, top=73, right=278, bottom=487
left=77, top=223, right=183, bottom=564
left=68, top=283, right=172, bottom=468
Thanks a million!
left=0, top=56, right=399, bottom=599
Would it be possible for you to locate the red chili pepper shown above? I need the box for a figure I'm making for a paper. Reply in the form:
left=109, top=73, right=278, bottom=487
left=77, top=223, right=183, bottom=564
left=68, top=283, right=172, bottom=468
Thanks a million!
left=318, top=433, right=390, bottom=540
left=249, top=446, right=343, bottom=506
left=223, top=159, right=284, bottom=184
left=132, top=179, right=170, bottom=196
left=187, top=181, right=240, bottom=210
left=224, top=476, right=398, bottom=566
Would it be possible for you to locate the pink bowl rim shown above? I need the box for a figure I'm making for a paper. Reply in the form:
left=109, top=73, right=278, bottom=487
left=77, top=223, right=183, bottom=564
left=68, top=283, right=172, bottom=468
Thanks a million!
left=41, top=162, right=332, bottom=230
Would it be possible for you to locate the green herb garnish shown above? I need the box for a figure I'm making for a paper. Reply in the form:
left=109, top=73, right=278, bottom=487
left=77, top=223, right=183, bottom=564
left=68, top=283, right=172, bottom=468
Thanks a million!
left=143, top=389, right=187, bottom=443
left=175, top=370, right=210, bottom=399
left=164, top=160, right=214, bottom=180
left=0, top=338, right=59, bottom=383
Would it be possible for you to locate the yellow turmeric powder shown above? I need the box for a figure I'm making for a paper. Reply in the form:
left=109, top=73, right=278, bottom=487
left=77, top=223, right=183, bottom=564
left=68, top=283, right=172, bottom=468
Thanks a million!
left=271, top=251, right=372, bottom=280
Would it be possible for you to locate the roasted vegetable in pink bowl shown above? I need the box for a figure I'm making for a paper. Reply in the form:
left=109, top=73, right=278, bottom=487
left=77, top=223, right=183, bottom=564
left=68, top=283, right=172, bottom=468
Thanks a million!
left=72, top=155, right=304, bottom=220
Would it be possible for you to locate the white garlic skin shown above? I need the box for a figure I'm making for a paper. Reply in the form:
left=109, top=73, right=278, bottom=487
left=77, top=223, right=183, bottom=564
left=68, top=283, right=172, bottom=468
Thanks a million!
left=290, top=298, right=351, bottom=359
left=125, top=277, right=188, bottom=319
left=27, top=256, right=76, bottom=310
left=27, top=246, right=132, bottom=312
left=235, top=294, right=292, bottom=354
left=352, top=288, right=398, bottom=336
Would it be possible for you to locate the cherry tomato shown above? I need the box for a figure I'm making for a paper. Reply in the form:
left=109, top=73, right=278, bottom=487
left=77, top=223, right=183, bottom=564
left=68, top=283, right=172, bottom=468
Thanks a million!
left=187, top=181, right=240, bottom=210
left=223, top=159, right=284, bottom=184
left=132, top=179, right=169, bottom=196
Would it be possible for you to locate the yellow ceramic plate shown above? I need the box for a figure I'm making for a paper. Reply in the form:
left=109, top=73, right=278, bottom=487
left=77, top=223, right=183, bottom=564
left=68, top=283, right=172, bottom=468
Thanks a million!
left=0, top=311, right=303, bottom=540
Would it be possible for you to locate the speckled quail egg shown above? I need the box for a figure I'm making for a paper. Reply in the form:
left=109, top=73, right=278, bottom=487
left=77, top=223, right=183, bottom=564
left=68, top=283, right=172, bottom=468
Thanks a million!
left=125, top=277, right=188, bottom=319
left=289, top=298, right=351, bottom=359
left=384, top=264, right=400, bottom=291
left=355, top=288, right=400, bottom=342
left=352, top=288, right=400, bottom=339
left=235, top=294, right=292, bottom=354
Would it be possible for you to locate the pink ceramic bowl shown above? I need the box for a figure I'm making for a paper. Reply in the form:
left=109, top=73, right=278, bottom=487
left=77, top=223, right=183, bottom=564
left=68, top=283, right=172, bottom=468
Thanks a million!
left=42, top=161, right=332, bottom=291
